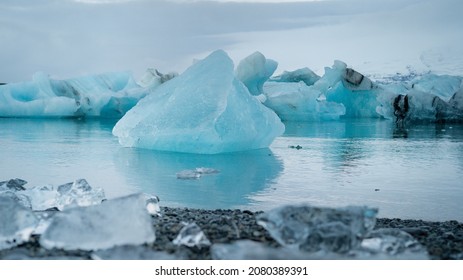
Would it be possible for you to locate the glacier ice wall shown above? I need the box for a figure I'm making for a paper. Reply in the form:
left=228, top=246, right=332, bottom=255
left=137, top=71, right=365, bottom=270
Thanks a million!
left=2, top=49, right=462, bottom=124
left=0, top=69, right=175, bottom=118
left=113, top=50, right=285, bottom=154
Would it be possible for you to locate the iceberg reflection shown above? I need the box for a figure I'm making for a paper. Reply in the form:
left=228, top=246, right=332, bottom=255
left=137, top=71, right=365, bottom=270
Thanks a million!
left=113, top=148, right=284, bottom=209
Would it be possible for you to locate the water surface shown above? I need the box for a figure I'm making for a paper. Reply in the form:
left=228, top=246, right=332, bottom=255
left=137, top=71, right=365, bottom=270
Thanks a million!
left=1, top=118, right=462, bottom=221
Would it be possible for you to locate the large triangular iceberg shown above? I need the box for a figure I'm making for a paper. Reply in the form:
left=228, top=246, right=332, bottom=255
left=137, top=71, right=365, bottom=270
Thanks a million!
left=113, top=50, right=284, bottom=154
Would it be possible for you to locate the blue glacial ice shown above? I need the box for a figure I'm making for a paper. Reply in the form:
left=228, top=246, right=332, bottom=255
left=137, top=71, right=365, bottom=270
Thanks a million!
left=2, top=49, right=462, bottom=124
left=235, top=51, right=278, bottom=96
left=0, top=69, right=176, bottom=118
left=113, top=50, right=285, bottom=154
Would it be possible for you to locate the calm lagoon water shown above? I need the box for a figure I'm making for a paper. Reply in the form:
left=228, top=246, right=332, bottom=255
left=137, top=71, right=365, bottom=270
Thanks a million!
left=1, top=118, right=462, bottom=222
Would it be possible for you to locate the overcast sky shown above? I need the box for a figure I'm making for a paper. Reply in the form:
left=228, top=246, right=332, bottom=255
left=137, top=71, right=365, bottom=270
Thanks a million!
left=1, top=0, right=462, bottom=82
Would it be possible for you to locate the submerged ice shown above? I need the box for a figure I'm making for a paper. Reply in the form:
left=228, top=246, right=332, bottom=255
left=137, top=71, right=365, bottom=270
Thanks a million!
left=113, top=50, right=284, bottom=154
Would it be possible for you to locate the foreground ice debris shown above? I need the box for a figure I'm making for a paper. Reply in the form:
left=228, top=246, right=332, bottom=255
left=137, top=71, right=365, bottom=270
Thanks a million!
left=252, top=204, right=428, bottom=259
left=91, top=245, right=178, bottom=260
left=0, top=69, right=175, bottom=118
left=0, top=197, right=38, bottom=250
left=40, top=194, right=155, bottom=251
left=256, top=205, right=377, bottom=253
left=360, top=228, right=428, bottom=258
left=173, top=222, right=211, bottom=248
left=113, top=50, right=285, bottom=154
left=9, top=178, right=105, bottom=211
left=142, top=193, right=161, bottom=216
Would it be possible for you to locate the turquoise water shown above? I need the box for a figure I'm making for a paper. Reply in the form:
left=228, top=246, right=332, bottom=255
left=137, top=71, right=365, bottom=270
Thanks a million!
left=1, top=118, right=462, bottom=222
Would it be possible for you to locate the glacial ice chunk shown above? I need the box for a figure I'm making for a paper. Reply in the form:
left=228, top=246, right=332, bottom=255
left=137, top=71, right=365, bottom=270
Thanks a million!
left=0, top=71, right=158, bottom=118
left=143, top=193, right=161, bottom=216
left=270, top=67, right=320, bottom=86
left=256, top=205, right=377, bottom=253
left=360, top=228, right=428, bottom=258
left=176, top=167, right=220, bottom=180
left=14, top=179, right=105, bottom=211
left=408, top=73, right=462, bottom=101
left=0, top=196, right=38, bottom=250
left=136, top=68, right=178, bottom=88
left=172, top=222, right=211, bottom=248
left=55, top=178, right=105, bottom=210
left=113, top=50, right=284, bottom=154
left=263, top=81, right=345, bottom=121
left=236, top=51, right=278, bottom=95
left=40, top=194, right=155, bottom=250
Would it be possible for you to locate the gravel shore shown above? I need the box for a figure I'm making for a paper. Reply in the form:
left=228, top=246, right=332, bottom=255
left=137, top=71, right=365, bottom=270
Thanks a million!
left=1, top=207, right=462, bottom=260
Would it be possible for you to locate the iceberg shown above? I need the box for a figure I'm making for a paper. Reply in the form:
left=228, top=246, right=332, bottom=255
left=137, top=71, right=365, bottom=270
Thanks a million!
left=270, top=67, right=320, bottom=86
left=113, top=50, right=285, bottom=154
left=40, top=194, right=156, bottom=251
left=235, top=51, right=278, bottom=96
left=263, top=81, right=345, bottom=121
left=0, top=69, right=175, bottom=118
left=0, top=196, right=38, bottom=250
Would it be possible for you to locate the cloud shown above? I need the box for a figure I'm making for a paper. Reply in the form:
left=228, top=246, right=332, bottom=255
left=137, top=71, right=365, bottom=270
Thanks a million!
left=1, top=0, right=462, bottom=82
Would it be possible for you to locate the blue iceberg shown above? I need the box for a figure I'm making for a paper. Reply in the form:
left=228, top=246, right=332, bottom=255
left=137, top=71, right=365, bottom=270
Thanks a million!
left=113, top=50, right=285, bottom=154
left=0, top=69, right=175, bottom=118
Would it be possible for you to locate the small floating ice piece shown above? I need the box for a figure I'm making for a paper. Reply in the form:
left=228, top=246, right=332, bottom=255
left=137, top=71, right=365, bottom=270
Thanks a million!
left=256, top=205, right=377, bottom=253
left=176, top=170, right=201, bottom=180
left=40, top=194, right=155, bottom=251
left=195, top=167, right=220, bottom=174
left=0, top=196, right=38, bottom=250
left=176, top=167, right=220, bottom=180
left=172, top=222, right=211, bottom=248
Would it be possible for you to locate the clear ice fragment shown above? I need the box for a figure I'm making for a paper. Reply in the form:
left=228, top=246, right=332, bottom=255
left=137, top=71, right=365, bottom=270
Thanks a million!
left=256, top=205, right=377, bottom=253
left=143, top=193, right=161, bottom=216
left=40, top=194, right=155, bottom=251
left=360, top=228, right=428, bottom=258
left=0, top=196, right=38, bottom=250
left=172, top=222, right=211, bottom=248
left=55, top=179, right=105, bottom=210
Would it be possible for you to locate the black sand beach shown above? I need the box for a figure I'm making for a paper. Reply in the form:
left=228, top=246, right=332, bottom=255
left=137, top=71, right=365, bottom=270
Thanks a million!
left=1, top=207, right=462, bottom=260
